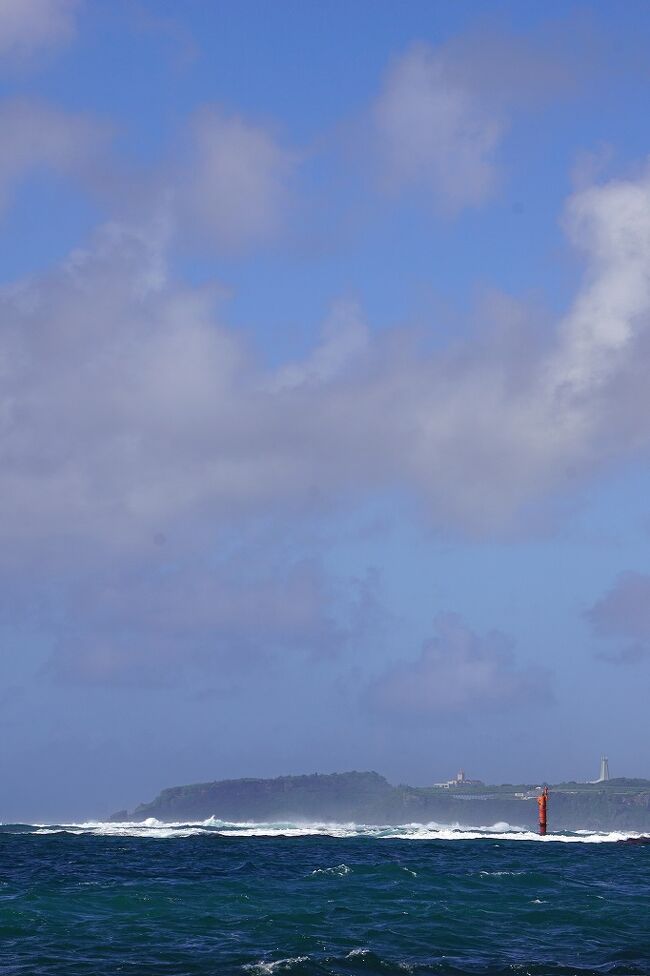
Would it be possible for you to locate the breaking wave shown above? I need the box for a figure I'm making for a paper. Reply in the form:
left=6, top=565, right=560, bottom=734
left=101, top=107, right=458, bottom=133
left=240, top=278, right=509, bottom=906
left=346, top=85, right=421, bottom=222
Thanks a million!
left=0, top=818, right=644, bottom=843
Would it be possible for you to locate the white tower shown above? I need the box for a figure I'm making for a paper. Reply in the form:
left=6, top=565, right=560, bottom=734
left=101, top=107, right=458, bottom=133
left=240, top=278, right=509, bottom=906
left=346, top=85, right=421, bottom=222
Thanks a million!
left=597, top=756, right=610, bottom=782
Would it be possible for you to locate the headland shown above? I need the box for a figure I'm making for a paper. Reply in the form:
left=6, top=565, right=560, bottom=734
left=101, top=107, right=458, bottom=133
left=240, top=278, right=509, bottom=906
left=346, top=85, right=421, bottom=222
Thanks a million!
left=112, top=771, right=650, bottom=830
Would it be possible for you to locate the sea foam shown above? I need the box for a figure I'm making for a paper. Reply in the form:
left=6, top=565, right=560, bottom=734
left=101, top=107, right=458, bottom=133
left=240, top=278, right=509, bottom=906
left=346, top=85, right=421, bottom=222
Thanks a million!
left=2, top=819, right=643, bottom=843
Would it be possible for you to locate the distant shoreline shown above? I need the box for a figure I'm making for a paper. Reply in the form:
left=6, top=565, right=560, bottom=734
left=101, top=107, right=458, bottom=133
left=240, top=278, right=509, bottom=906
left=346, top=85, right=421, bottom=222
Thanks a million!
left=111, top=771, right=650, bottom=832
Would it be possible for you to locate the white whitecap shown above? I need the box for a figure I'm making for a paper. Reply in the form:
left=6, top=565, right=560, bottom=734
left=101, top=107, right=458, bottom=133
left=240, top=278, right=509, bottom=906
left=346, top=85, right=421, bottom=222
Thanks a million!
left=5, top=819, right=645, bottom=844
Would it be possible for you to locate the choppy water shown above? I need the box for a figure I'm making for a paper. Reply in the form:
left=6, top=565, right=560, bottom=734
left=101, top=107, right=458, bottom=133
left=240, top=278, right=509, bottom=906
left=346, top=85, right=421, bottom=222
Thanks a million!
left=1, top=819, right=649, bottom=975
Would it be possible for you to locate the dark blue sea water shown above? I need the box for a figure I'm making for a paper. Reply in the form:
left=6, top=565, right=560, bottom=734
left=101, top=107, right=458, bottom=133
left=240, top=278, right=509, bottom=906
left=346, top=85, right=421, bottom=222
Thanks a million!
left=1, top=820, right=649, bottom=976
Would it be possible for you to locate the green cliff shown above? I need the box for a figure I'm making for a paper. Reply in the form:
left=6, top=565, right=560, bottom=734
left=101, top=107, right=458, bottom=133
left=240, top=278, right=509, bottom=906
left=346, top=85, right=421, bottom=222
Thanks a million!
left=115, top=772, right=650, bottom=831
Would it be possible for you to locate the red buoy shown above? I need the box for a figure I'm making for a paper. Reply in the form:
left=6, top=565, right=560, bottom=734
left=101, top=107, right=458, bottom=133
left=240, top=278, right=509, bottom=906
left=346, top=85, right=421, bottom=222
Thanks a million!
left=537, top=786, right=548, bottom=836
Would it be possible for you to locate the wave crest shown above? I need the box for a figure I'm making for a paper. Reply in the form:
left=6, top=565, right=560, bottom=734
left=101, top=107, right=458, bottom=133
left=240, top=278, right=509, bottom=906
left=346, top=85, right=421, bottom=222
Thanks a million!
left=0, top=818, right=643, bottom=843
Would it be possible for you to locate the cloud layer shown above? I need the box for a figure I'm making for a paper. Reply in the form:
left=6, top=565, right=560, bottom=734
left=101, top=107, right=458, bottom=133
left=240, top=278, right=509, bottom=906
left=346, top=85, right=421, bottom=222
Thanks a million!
left=2, top=167, right=650, bottom=569
left=373, top=43, right=503, bottom=210
left=46, top=558, right=377, bottom=686
left=588, top=572, right=650, bottom=664
left=2, top=30, right=650, bottom=707
left=0, top=97, right=108, bottom=212
left=365, top=612, right=551, bottom=720
left=176, top=107, right=298, bottom=253
left=0, top=0, right=80, bottom=61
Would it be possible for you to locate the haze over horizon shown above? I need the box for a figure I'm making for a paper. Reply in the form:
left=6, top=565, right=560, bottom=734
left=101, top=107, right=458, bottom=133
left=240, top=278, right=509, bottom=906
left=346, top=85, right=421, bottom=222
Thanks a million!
left=2, top=0, right=650, bottom=822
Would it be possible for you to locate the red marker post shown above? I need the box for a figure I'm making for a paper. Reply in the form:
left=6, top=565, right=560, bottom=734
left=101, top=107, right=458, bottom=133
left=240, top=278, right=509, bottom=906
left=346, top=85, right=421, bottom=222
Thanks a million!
left=537, top=786, right=548, bottom=836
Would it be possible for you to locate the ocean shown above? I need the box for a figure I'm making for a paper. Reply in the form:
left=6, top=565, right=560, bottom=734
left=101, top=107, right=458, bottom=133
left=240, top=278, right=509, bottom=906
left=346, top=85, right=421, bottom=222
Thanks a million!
left=1, top=820, right=649, bottom=975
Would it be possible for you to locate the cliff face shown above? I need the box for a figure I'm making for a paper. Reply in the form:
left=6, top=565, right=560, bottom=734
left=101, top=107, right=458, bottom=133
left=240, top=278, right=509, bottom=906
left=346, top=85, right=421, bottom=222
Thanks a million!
left=117, top=772, right=650, bottom=831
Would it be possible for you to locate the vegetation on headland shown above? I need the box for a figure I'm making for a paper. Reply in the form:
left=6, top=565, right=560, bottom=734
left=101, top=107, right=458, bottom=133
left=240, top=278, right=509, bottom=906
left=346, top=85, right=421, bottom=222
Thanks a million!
left=112, top=771, right=650, bottom=830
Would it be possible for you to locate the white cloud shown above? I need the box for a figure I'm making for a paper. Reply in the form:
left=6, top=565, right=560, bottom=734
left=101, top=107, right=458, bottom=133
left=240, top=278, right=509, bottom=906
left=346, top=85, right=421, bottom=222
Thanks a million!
left=588, top=572, right=650, bottom=665
left=365, top=613, right=551, bottom=719
left=0, top=0, right=80, bottom=60
left=0, top=97, right=109, bottom=212
left=177, top=107, right=298, bottom=252
left=369, top=26, right=584, bottom=213
left=2, top=157, right=650, bottom=689
left=551, top=174, right=650, bottom=392
left=2, top=168, right=650, bottom=571
left=372, top=42, right=503, bottom=210
left=272, top=299, right=369, bottom=391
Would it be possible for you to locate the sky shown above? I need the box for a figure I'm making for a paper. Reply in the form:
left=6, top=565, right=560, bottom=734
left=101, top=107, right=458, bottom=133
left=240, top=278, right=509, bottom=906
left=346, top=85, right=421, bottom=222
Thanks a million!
left=2, top=0, right=650, bottom=821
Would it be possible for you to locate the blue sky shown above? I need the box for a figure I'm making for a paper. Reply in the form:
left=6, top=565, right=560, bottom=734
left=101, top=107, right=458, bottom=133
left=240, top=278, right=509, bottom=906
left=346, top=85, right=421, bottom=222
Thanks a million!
left=1, top=0, right=650, bottom=821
